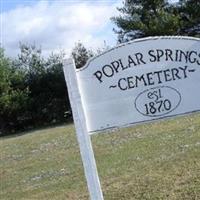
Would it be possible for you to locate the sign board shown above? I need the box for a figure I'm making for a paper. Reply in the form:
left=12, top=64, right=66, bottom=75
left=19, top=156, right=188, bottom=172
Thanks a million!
left=63, top=36, right=200, bottom=200
left=76, top=36, right=200, bottom=133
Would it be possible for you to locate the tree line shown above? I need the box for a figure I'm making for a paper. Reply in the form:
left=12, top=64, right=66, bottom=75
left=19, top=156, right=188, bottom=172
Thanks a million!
left=0, top=0, right=199, bottom=135
left=0, top=43, right=96, bottom=135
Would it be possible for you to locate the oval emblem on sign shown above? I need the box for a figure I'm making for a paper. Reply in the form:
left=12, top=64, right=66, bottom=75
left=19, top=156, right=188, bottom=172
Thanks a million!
left=135, top=86, right=182, bottom=117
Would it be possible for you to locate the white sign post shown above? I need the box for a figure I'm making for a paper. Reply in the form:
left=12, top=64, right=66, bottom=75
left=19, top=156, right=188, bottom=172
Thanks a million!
left=63, top=36, right=200, bottom=199
left=63, top=59, right=104, bottom=200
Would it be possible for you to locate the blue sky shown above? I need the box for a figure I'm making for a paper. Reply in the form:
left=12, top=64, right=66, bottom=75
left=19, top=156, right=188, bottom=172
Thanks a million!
left=1, top=0, right=118, bottom=12
left=2, top=0, right=35, bottom=12
left=1, top=0, right=120, bottom=57
left=1, top=0, right=179, bottom=57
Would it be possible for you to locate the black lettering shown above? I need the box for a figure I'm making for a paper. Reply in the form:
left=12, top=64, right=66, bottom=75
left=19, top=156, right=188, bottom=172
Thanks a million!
left=179, top=66, right=188, bottom=78
left=156, top=49, right=164, bottom=61
left=154, top=70, right=163, bottom=84
left=102, top=65, right=114, bottom=77
left=188, top=51, right=197, bottom=64
left=93, top=71, right=103, bottom=83
left=171, top=68, right=181, bottom=80
left=175, top=49, right=179, bottom=62
left=135, top=53, right=146, bottom=65
left=163, top=69, right=172, bottom=82
left=165, top=49, right=173, bottom=61
left=146, top=72, right=154, bottom=85
left=179, top=50, right=189, bottom=63
left=111, top=60, right=120, bottom=73
left=118, top=78, right=127, bottom=91
left=198, top=53, right=200, bottom=65
left=149, top=50, right=157, bottom=62
left=119, top=59, right=128, bottom=70
left=127, top=77, right=135, bottom=89
left=135, top=74, right=147, bottom=87
left=127, top=55, right=137, bottom=67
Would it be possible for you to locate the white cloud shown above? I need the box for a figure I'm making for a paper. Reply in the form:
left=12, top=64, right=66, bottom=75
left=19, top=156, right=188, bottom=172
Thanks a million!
left=1, top=1, right=121, bottom=57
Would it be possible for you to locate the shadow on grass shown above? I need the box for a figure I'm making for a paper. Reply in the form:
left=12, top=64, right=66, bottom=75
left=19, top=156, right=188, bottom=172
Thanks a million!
left=0, top=119, right=73, bottom=139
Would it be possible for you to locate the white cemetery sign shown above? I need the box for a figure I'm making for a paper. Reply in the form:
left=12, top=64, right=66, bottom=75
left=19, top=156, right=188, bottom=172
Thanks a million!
left=63, top=36, right=200, bottom=200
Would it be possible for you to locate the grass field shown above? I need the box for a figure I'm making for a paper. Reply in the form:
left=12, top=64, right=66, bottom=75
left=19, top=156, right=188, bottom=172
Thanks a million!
left=1, top=114, right=200, bottom=200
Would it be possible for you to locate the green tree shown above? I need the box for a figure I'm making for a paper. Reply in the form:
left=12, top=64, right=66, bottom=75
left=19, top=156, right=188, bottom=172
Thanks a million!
left=17, top=44, right=70, bottom=127
left=71, top=42, right=94, bottom=69
left=112, top=0, right=199, bottom=42
left=0, top=47, right=29, bottom=134
left=178, top=0, right=200, bottom=36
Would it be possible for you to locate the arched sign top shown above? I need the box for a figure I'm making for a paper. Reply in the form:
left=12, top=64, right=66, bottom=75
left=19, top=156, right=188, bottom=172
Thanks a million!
left=77, top=36, right=200, bottom=72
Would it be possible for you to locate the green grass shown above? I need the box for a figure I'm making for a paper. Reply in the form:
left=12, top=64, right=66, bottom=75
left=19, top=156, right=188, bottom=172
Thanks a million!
left=1, top=114, right=200, bottom=200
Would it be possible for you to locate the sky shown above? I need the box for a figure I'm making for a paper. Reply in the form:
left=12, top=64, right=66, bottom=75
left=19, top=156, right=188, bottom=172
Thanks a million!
left=1, top=0, right=179, bottom=58
left=1, top=0, right=121, bottom=57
